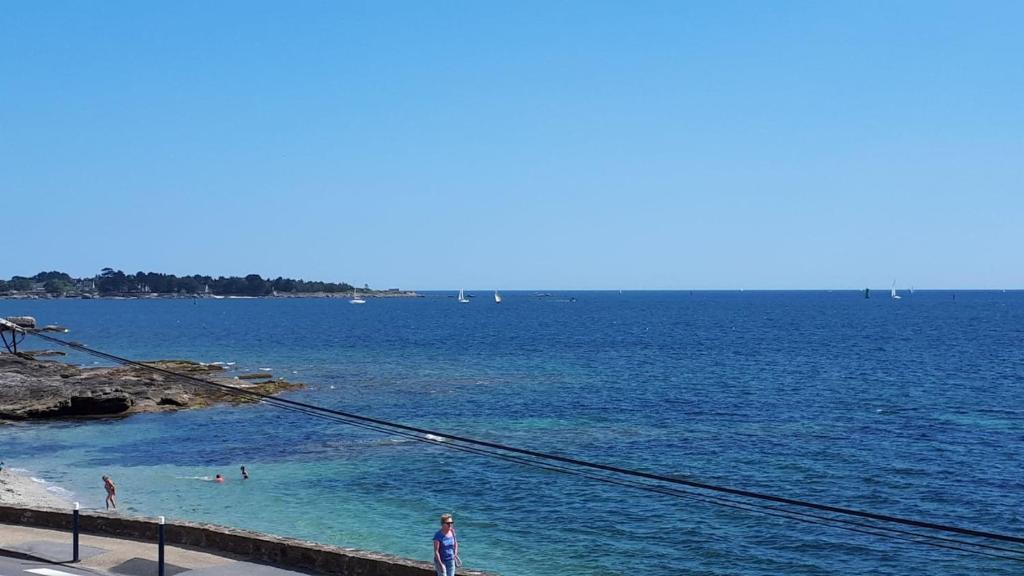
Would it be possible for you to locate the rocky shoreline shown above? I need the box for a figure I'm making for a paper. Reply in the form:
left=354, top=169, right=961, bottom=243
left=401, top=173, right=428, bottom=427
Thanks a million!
left=0, top=354, right=303, bottom=421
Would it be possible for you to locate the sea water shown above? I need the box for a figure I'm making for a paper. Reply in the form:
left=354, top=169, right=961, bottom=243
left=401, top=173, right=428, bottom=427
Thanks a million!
left=1, top=292, right=1022, bottom=575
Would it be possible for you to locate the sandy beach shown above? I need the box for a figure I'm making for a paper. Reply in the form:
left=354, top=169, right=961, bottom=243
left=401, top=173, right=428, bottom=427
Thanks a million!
left=0, top=468, right=74, bottom=509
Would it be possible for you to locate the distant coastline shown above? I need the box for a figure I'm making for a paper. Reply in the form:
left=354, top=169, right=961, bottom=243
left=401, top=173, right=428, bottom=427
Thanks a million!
left=0, top=291, right=421, bottom=300
left=0, top=269, right=419, bottom=300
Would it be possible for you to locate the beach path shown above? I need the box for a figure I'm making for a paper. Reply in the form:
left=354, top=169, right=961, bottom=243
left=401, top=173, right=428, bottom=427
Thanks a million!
left=0, top=523, right=310, bottom=576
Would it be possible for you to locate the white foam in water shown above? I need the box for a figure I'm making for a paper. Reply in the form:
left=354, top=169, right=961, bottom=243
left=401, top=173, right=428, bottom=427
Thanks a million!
left=259, top=367, right=272, bottom=371
left=47, top=485, right=73, bottom=497
left=382, top=437, right=413, bottom=445
left=30, top=476, right=47, bottom=484
left=424, top=434, right=446, bottom=442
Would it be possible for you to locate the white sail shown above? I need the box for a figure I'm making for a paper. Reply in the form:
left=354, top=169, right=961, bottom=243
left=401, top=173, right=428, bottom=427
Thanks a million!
left=350, top=287, right=366, bottom=304
left=494, top=290, right=502, bottom=304
left=891, top=281, right=901, bottom=300
left=458, top=289, right=470, bottom=303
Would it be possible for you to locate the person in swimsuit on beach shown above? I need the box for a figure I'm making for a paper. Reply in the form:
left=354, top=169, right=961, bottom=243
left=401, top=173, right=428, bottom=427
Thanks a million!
left=102, top=475, right=116, bottom=509
left=433, top=513, right=459, bottom=576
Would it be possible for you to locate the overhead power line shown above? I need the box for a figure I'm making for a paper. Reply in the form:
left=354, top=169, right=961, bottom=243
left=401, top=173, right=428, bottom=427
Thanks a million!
left=183, top=384, right=1024, bottom=560
left=17, top=330, right=1024, bottom=562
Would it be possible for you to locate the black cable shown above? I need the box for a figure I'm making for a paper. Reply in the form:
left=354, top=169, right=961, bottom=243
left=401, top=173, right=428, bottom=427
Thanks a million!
left=251, top=396, right=1024, bottom=561
left=24, top=331, right=1024, bottom=563
left=24, top=330, right=1024, bottom=551
left=230, top=393, right=1024, bottom=562
left=1, top=329, right=26, bottom=353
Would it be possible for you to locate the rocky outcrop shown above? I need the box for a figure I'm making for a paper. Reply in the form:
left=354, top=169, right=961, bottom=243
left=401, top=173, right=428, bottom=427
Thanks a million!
left=0, top=354, right=303, bottom=421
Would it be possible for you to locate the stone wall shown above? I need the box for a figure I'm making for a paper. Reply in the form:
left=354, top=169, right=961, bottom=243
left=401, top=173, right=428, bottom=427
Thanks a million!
left=0, top=505, right=493, bottom=576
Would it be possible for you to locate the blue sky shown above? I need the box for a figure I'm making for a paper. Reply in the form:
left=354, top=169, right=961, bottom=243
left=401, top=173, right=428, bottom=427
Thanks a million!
left=2, top=1, right=1021, bottom=289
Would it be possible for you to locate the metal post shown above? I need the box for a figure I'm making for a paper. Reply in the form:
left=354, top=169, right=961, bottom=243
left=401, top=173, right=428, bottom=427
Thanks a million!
left=158, top=516, right=165, bottom=576
left=72, top=502, right=80, bottom=562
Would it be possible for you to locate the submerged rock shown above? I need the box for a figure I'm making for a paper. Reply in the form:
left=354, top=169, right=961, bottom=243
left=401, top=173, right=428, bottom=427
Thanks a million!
left=0, top=354, right=303, bottom=421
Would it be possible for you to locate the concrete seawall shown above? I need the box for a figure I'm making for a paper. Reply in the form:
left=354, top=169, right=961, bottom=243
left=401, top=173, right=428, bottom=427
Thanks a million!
left=0, top=505, right=493, bottom=576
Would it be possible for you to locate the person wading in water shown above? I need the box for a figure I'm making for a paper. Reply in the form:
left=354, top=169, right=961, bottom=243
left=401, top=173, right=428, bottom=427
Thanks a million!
left=102, top=475, right=117, bottom=510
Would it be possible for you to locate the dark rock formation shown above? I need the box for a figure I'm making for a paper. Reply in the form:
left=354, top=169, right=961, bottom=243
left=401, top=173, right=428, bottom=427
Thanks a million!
left=0, top=354, right=303, bottom=421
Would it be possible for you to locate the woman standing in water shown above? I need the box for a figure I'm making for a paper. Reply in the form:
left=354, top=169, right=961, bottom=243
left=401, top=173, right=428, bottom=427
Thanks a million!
left=432, top=513, right=459, bottom=576
left=102, top=475, right=116, bottom=509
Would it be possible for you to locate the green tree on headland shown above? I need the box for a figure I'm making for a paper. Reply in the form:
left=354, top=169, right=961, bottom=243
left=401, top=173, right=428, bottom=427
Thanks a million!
left=8, top=277, right=33, bottom=291
left=271, top=277, right=297, bottom=292
left=97, top=268, right=129, bottom=293
left=44, top=279, right=72, bottom=295
left=244, top=274, right=272, bottom=296
left=33, top=271, right=73, bottom=283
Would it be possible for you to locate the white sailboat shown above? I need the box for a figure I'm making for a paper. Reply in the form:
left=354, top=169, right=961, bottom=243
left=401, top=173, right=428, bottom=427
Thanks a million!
left=458, top=289, right=470, bottom=303
left=891, top=281, right=901, bottom=300
left=350, top=288, right=366, bottom=304
left=494, top=290, right=502, bottom=304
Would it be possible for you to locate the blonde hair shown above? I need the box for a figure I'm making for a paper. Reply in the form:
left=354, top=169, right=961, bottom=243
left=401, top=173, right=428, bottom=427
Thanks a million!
left=439, top=513, right=453, bottom=523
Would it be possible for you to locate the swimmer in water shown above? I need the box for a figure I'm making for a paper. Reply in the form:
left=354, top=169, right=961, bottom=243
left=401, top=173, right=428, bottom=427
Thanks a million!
left=214, top=474, right=224, bottom=483
left=240, top=466, right=249, bottom=480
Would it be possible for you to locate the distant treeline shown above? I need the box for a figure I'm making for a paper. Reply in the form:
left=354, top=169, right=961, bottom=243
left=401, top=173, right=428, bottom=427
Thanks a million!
left=1, top=269, right=357, bottom=296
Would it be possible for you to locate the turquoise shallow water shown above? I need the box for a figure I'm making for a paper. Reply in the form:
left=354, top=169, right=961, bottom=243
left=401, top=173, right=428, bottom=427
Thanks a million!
left=2, top=292, right=1022, bottom=574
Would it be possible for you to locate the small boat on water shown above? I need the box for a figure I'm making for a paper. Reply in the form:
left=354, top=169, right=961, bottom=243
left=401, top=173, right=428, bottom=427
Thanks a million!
left=891, top=281, right=901, bottom=300
left=350, top=288, right=366, bottom=304
left=494, top=290, right=502, bottom=304
left=458, top=289, right=470, bottom=303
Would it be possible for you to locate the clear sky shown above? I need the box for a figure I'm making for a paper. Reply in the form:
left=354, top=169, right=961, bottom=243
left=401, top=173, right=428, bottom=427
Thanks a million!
left=2, top=1, right=1021, bottom=289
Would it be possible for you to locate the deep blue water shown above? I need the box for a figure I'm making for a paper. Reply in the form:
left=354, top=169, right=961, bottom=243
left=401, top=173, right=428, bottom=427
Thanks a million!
left=2, top=292, right=1022, bottom=575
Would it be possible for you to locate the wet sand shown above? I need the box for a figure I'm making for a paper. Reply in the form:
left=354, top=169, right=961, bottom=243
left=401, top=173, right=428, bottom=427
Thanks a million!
left=0, top=468, right=73, bottom=509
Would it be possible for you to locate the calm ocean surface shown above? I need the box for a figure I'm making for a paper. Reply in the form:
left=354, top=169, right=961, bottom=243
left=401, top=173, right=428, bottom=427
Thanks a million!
left=2, top=291, right=1022, bottom=575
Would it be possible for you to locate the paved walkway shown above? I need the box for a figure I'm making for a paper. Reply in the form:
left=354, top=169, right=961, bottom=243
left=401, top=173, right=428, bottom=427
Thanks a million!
left=0, top=553, right=105, bottom=576
left=0, top=524, right=308, bottom=576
